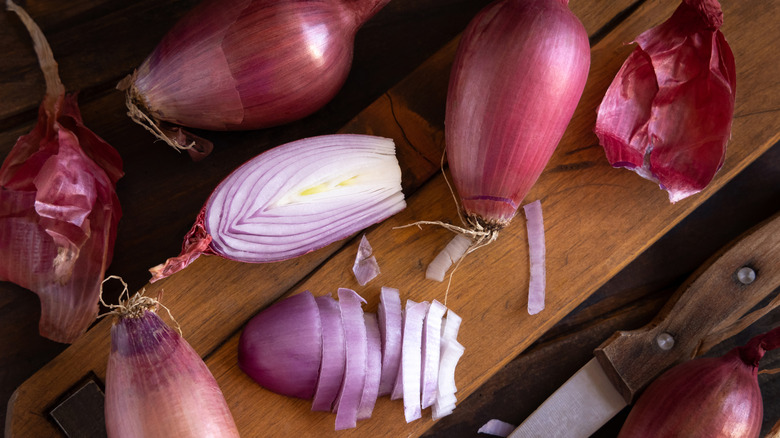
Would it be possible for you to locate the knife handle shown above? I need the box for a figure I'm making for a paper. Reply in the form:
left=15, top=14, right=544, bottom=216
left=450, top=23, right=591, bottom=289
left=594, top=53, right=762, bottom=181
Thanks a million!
left=594, top=212, right=780, bottom=404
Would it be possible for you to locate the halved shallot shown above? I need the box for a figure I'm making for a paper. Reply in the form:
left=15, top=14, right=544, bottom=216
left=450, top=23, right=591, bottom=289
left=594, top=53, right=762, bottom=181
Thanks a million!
left=150, top=134, right=405, bottom=282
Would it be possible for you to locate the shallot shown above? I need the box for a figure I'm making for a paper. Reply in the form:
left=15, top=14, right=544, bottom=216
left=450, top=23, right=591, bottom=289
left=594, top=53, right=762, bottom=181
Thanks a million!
left=150, top=134, right=405, bottom=282
left=618, top=325, right=780, bottom=437
left=424, top=0, right=589, bottom=281
left=595, top=0, right=736, bottom=203
left=104, top=280, right=238, bottom=437
left=238, top=287, right=465, bottom=429
left=0, top=1, right=123, bottom=343
left=120, top=0, right=392, bottom=156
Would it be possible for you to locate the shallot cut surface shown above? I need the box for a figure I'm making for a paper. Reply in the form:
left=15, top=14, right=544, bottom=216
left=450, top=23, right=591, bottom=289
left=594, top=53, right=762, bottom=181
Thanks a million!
left=150, top=134, right=405, bottom=282
left=595, top=0, right=736, bottom=203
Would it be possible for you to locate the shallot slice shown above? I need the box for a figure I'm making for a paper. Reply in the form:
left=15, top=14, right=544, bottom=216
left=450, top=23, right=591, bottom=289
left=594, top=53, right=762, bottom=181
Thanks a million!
left=433, top=310, right=465, bottom=419
left=426, top=234, right=472, bottom=282
left=238, top=291, right=322, bottom=399
left=400, top=300, right=430, bottom=423
left=311, top=295, right=346, bottom=412
left=357, top=313, right=382, bottom=420
left=421, top=300, right=447, bottom=409
left=334, top=288, right=367, bottom=430
left=523, top=200, right=545, bottom=315
left=353, top=234, right=380, bottom=286
left=478, top=419, right=516, bottom=437
left=377, top=287, right=403, bottom=396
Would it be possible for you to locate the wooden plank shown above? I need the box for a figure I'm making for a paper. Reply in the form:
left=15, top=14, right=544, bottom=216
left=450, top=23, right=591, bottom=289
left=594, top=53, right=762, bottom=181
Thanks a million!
left=6, top=0, right=779, bottom=436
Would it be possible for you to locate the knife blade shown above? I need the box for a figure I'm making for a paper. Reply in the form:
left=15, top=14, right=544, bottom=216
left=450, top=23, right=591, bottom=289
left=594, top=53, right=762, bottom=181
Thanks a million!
left=511, top=212, right=780, bottom=438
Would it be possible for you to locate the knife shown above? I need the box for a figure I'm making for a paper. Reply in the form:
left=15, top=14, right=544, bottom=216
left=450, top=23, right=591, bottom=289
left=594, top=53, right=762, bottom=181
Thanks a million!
left=510, top=212, right=780, bottom=438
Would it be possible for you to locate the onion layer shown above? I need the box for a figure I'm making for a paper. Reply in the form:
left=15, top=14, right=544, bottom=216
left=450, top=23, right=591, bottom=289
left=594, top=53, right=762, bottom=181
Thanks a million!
left=334, top=288, right=368, bottom=430
left=378, top=287, right=403, bottom=396
left=150, top=134, right=405, bottom=282
left=311, top=295, right=346, bottom=411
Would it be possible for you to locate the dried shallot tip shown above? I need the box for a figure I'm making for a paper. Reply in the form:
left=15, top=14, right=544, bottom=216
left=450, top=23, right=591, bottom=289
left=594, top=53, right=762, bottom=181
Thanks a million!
left=238, top=291, right=322, bottom=399
left=149, top=134, right=406, bottom=282
left=356, top=313, right=382, bottom=421
left=105, top=296, right=239, bottom=437
left=421, top=300, right=447, bottom=409
left=121, top=0, right=392, bottom=156
left=523, top=200, right=546, bottom=315
left=353, top=234, right=380, bottom=286
left=478, top=419, right=516, bottom=437
left=618, top=325, right=780, bottom=438
left=311, top=295, right=346, bottom=412
left=426, top=234, right=472, bottom=282
left=1, top=1, right=123, bottom=343
left=334, top=288, right=368, bottom=430
left=594, top=0, right=736, bottom=203
left=377, top=287, right=403, bottom=397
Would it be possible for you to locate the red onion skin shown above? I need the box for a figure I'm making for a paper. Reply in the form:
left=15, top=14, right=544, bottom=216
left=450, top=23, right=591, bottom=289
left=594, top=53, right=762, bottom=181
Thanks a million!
left=132, top=0, right=391, bottom=131
left=618, top=349, right=762, bottom=438
left=445, top=0, right=590, bottom=225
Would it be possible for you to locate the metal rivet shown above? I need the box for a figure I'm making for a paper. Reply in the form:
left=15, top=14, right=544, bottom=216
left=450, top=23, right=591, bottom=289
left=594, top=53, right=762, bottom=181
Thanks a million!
left=737, top=266, right=756, bottom=285
left=656, top=332, right=675, bottom=350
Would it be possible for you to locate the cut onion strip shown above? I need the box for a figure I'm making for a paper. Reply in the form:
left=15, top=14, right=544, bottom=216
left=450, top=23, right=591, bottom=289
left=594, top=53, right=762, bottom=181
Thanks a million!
left=150, top=134, right=406, bottom=282
left=238, top=291, right=322, bottom=399
left=311, top=295, right=346, bottom=412
left=353, top=234, right=380, bottom=286
left=401, top=300, right=430, bottom=423
left=334, top=288, right=368, bottom=430
left=377, top=287, right=403, bottom=396
left=426, top=234, right=472, bottom=282
left=433, top=310, right=465, bottom=420
left=421, top=300, right=447, bottom=409
left=478, top=419, right=516, bottom=436
left=357, top=313, right=382, bottom=420
left=523, top=200, right=545, bottom=315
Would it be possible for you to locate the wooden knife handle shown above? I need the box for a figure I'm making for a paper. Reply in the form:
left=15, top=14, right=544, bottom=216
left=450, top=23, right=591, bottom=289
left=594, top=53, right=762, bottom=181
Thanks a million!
left=594, top=212, right=780, bottom=403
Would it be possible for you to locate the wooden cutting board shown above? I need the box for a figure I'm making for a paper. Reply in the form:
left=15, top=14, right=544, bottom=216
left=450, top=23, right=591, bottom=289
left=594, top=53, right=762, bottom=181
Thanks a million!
left=6, top=0, right=779, bottom=436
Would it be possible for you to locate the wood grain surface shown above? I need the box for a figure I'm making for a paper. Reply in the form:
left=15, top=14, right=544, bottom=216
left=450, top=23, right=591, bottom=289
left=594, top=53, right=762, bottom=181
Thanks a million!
left=1, top=0, right=778, bottom=436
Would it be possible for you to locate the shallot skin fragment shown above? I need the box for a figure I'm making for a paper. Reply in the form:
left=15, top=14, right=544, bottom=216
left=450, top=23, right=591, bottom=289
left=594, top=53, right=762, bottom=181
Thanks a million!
left=595, top=0, right=736, bottom=203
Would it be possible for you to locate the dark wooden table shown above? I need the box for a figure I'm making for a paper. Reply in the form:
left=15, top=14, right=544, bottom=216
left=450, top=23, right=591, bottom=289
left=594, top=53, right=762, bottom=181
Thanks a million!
left=1, top=0, right=778, bottom=436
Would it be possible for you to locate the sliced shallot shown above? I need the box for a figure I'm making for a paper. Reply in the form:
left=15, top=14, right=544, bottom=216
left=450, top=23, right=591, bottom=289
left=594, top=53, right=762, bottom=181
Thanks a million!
left=426, top=234, right=472, bottom=282
left=150, top=135, right=405, bottom=282
left=478, top=419, right=516, bottom=437
left=523, top=200, right=545, bottom=315
left=357, top=313, right=382, bottom=420
left=238, top=291, right=322, bottom=399
left=311, top=295, right=346, bottom=412
left=400, top=300, right=430, bottom=423
left=334, top=288, right=368, bottom=430
left=421, top=300, right=447, bottom=409
left=352, top=234, right=380, bottom=286
left=377, top=286, right=403, bottom=396
left=433, top=310, right=465, bottom=420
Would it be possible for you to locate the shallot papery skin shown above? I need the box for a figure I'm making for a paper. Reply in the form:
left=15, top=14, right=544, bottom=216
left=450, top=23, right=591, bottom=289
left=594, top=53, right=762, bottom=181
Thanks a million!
left=446, top=0, right=590, bottom=227
left=106, top=310, right=239, bottom=438
left=618, top=325, right=780, bottom=438
left=149, top=134, right=405, bottom=282
left=595, top=0, right=736, bottom=203
left=122, top=0, right=391, bottom=153
left=0, top=1, right=123, bottom=343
